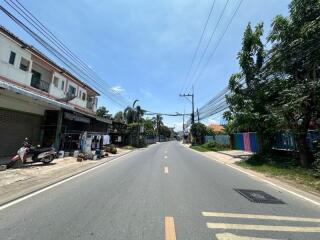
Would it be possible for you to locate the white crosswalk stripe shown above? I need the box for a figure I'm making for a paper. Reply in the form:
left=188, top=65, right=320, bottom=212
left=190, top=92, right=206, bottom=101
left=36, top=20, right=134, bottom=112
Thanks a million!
left=202, top=211, right=320, bottom=239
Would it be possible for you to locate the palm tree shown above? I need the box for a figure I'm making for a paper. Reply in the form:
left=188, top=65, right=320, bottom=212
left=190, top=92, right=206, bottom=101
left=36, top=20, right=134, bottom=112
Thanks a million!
left=124, top=106, right=135, bottom=124
left=124, top=100, right=144, bottom=124
left=152, top=114, right=163, bottom=141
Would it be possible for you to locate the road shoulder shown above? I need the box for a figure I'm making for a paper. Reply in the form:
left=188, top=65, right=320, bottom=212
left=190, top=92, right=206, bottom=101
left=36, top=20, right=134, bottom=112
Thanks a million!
left=182, top=143, right=320, bottom=207
left=0, top=149, right=134, bottom=206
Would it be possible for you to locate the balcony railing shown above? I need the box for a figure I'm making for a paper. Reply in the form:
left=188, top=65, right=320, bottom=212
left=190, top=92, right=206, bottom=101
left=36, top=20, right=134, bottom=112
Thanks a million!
left=30, top=79, right=50, bottom=93
left=86, top=100, right=95, bottom=111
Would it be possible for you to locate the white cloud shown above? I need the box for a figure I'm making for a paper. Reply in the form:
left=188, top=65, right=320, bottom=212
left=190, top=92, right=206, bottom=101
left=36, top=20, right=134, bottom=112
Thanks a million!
left=110, top=85, right=125, bottom=93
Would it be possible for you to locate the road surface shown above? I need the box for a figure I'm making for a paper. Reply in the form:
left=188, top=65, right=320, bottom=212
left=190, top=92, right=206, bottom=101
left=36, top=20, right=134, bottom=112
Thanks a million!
left=0, top=141, right=320, bottom=240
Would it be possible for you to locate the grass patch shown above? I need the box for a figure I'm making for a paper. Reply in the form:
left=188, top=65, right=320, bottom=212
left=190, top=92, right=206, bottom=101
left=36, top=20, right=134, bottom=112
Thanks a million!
left=190, top=140, right=230, bottom=152
left=237, top=153, right=320, bottom=192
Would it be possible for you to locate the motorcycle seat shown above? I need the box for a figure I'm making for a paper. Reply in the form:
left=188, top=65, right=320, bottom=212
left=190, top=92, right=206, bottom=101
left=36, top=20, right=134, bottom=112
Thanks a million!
left=34, top=147, right=53, bottom=153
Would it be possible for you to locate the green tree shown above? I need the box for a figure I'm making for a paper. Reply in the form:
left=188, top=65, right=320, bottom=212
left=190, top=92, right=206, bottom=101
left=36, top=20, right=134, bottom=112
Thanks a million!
left=124, top=100, right=144, bottom=124
left=160, top=125, right=172, bottom=139
left=224, top=23, right=276, bottom=150
left=152, top=114, right=163, bottom=141
left=267, top=0, right=320, bottom=167
left=142, top=118, right=155, bottom=136
left=190, top=123, right=207, bottom=145
left=114, top=111, right=125, bottom=123
left=96, top=106, right=112, bottom=119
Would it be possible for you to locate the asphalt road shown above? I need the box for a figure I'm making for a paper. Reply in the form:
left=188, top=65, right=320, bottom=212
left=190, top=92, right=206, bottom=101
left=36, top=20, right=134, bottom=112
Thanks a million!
left=0, top=141, right=320, bottom=240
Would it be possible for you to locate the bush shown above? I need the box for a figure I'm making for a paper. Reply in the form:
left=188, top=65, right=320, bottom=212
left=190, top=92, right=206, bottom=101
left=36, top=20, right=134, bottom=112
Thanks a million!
left=104, top=144, right=117, bottom=154
left=110, top=147, right=117, bottom=154
left=312, top=141, right=320, bottom=174
left=190, top=123, right=207, bottom=144
left=202, top=140, right=229, bottom=151
left=131, top=138, right=147, bottom=148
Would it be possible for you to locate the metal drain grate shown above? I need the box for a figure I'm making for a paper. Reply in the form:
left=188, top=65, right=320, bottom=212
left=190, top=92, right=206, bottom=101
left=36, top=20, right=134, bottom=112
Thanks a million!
left=234, top=189, right=285, bottom=204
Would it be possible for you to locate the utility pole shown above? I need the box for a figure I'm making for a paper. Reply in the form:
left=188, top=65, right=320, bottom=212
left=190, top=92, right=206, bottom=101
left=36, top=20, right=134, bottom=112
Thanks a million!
left=197, top=108, right=200, bottom=123
left=182, top=109, right=185, bottom=133
left=179, top=86, right=195, bottom=124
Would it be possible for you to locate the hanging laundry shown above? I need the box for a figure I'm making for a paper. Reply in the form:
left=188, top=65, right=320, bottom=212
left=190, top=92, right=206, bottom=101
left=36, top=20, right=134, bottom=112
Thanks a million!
left=103, top=135, right=110, bottom=145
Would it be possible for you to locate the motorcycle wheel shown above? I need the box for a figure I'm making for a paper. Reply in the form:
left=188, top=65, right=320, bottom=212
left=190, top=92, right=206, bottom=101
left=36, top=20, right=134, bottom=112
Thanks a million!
left=42, top=155, right=53, bottom=164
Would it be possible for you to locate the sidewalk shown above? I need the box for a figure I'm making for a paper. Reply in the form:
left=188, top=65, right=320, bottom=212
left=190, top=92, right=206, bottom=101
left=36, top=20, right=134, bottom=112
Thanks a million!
left=0, top=148, right=133, bottom=206
left=202, top=150, right=253, bottom=164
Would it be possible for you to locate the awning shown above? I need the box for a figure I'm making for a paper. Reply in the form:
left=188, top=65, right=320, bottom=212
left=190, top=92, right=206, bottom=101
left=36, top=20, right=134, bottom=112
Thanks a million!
left=0, top=79, right=74, bottom=111
left=96, top=116, right=112, bottom=124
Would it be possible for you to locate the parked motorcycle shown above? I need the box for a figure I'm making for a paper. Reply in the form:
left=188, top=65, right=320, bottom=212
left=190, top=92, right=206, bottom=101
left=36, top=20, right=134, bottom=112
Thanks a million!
left=9, top=138, right=56, bottom=168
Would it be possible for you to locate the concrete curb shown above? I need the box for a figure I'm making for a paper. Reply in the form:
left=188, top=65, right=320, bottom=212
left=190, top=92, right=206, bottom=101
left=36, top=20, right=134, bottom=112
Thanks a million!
left=0, top=150, right=135, bottom=207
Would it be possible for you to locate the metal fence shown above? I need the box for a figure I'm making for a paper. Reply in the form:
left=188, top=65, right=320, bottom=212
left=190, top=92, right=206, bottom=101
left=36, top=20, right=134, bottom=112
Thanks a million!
left=233, top=132, right=260, bottom=153
left=231, top=130, right=319, bottom=153
left=204, top=134, right=230, bottom=146
left=273, top=131, right=319, bottom=152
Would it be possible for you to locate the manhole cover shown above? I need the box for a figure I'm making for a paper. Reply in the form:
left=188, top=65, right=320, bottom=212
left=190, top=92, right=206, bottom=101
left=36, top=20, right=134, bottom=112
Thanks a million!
left=234, top=189, right=285, bottom=204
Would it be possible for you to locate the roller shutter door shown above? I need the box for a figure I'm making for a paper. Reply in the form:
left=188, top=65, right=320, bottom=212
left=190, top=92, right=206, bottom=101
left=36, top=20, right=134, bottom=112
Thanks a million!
left=0, top=108, right=42, bottom=157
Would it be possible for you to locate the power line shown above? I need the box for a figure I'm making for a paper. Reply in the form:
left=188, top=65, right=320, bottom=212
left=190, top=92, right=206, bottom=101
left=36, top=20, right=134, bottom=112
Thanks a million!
left=191, top=0, right=244, bottom=90
left=6, top=0, right=131, bottom=106
left=1, top=1, right=130, bottom=108
left=180, top=0, right=216, bottom=94
left=184, top=0, right=231, bottom=92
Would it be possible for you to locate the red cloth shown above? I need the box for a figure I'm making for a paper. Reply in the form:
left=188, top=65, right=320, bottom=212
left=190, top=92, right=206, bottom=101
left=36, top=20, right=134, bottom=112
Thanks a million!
left=243, top=132, right=251, bottom=151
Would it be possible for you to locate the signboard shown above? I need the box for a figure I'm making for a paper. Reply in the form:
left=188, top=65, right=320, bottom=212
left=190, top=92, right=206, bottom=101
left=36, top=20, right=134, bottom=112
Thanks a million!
left=64, top=112, right=90, bottom=123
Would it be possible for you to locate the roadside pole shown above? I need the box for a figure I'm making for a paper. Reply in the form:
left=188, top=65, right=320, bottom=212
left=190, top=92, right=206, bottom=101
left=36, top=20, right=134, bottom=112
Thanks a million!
left=179, top=86, right=195, bottom=124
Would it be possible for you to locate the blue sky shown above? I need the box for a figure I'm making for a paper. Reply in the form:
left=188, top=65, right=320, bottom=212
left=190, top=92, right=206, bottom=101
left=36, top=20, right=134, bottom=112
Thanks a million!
left=0, top=0, right=291, bottom=130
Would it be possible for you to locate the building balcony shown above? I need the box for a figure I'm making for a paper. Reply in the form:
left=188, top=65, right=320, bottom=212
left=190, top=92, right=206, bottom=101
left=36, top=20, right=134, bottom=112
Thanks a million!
left=30, top=78, right=50, bottom=93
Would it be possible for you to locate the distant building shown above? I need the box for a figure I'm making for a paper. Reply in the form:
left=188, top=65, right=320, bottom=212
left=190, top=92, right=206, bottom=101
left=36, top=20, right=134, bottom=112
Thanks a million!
left=207, top=124, right=225, bottom=133
left=0, top=26, right=111, bottom=156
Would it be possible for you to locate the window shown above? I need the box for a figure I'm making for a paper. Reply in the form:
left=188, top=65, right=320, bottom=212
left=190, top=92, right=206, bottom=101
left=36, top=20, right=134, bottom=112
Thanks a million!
left=68, top=85, right=76, bottom=95
left=30, top=70, right=41, bottom=88
left=61, top=80, right=65, bottom=91
left=53, top=77, right=59, bottom=88
left=82, top=92, right=86, bottom=101
left=9, top=51, right=16, bottom=65
left=79, top=90, right=82, bottom=98
left=19, top=57, right=30, bottom=71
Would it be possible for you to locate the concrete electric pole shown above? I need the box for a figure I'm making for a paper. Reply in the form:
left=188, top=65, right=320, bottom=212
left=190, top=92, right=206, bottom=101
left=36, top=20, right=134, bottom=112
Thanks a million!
left=179, top=86, right=195, bottom=125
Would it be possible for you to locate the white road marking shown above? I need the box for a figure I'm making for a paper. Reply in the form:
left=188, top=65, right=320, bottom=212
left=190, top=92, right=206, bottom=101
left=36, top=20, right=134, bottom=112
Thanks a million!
left=207, top=223, right=320, bottom=232
left=202, top=212, right=320, bottom=223
left=164, top=156, right=168, bottom=159
left=185, top=144, right=320, bottom=207
left=215, top=233, right=282, bottom=240
left=164, top=166, right=169, bottom=174
left=0, top=152, right=133, bottom=211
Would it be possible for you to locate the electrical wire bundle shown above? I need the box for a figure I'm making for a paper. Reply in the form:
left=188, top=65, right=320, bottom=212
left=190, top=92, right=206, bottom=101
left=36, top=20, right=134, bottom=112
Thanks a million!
left=0, top=0, right=131, bottom=108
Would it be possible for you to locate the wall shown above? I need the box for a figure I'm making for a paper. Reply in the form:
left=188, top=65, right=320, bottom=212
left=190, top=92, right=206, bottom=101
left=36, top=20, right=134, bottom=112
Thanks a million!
left=49, top=72, right=66, bottom=99
left=0, top=31, right=97, bottom=112
left=0, top=33, right=32, bottom=86
left=71, top=85, right=87, bottom=109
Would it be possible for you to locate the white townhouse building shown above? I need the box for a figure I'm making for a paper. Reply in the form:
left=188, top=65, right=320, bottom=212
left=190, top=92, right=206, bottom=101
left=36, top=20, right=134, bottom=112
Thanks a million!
left=0, top=26, right=111, bottom=157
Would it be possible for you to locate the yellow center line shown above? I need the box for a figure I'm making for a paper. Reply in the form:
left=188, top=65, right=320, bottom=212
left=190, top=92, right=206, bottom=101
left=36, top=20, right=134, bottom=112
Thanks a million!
left=164, top=166, right=169, bottom=174
left=207, top=223, right=320, bottom=233
left=202, top=212, right=320, bottom=223
left=165, top=216, right=176, bottom=240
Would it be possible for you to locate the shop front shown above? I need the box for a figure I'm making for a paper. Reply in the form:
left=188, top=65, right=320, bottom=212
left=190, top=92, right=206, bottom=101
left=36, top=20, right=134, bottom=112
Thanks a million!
left=41, top=109, right=112, bottom=155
